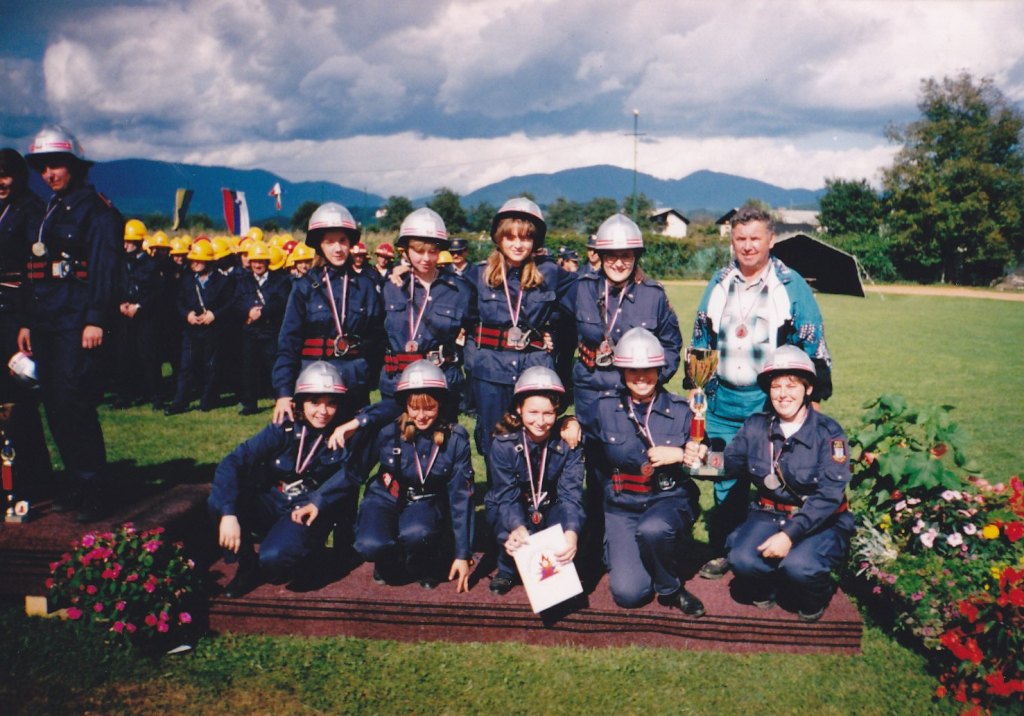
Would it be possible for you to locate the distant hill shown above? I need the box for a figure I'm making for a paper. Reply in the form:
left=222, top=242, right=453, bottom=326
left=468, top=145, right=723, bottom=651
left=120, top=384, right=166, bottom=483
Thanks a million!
left=28, top=159, right=385, bottom=227
left=25, top=158, right=821, bottom=226
left=458, top=165, right=824, bottom=214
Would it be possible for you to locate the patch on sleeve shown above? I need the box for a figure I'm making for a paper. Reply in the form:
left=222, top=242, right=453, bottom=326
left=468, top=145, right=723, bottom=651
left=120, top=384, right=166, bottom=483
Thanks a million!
left=831, top=439, right=847, bottom=463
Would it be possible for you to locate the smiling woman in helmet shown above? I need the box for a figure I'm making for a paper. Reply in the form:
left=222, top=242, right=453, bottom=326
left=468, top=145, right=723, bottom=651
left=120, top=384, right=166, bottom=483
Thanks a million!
left=589, top=327, right=708, bottom=616
left=209, top=361, right=358, bottom=598
left=352, top=360, right=475, bottom=592
left=483, top=366, right=585, bottom=596
left=722, top=345, right=855, bottom=622
left=272, top=202, right=383, bottom=427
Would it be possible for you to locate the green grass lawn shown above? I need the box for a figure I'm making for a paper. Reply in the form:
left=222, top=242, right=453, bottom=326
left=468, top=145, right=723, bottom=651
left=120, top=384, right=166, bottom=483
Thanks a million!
left=4, top=285, right=1020, bottom=714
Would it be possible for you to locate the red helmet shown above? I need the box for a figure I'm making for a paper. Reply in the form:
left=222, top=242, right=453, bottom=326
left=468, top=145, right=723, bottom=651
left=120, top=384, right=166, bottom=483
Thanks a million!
left=351, top=242, right=368, bottom=256
left=375, top=242, right=396, bottom=259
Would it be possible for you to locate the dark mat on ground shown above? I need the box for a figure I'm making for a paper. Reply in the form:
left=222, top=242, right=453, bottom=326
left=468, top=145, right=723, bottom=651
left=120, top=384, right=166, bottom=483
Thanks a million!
left=0, top=484, right=211, bottom=597
left=207, top=558, right=862, bottom=654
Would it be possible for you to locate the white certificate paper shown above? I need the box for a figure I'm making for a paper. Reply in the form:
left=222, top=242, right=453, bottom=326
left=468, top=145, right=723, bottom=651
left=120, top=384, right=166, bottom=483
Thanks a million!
left=512, top=523, right=584, bottom=613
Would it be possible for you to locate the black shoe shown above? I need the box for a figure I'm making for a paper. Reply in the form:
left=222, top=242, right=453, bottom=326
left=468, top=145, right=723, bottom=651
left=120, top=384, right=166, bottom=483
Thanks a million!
left=199, top=403, right=215, bottom=413
left=151, top=400, right=165, bottom=411
left=164, top=403, right=188, bottom=416
left=75, top=487, right=109, bottom=523
left=418, top=576, right=439, bottom=590
left=238, top=406, right=260, bottom=416
left=489, top=574, right=515, bottom=595
left=224, top=568, right=261, bottom=598
left=372, top=566, right=386, bottom=585
left=699, top=557, right=730, bottom=580
left=798, top=606, right=826, bottom=623
left=673, top=588, right=706, bottom=617
left=752, top=594, right=777, bottom=610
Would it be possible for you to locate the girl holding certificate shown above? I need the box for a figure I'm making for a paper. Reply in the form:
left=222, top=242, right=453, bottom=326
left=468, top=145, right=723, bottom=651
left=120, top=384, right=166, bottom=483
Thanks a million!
left=485, top=366, right=585, bottom=595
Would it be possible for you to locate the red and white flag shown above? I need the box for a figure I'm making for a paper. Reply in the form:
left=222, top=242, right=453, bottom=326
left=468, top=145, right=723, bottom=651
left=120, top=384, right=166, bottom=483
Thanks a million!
left=269, top=182, right=282, bottom=211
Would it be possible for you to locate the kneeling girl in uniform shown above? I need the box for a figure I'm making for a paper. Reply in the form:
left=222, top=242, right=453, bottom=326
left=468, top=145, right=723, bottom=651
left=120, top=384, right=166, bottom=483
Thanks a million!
left=590, top=327, right=707, bottom=615
left=354, top=360, right=475, bottom=591
left=484, top=366, right=584, bottom=595
left=724, top=345, right=855, bottom=622
left=209, top=361, right=355, bottom=598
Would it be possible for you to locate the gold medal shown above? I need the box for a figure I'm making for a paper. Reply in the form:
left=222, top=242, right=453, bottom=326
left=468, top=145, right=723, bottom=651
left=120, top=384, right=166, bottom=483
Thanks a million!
left=640, top=461, right=654, bottom=477
left=31, top=241, right=47, bottom=257
left=332, top=335, right=349, bottom=357
left=405, top=340, right=418, bottom=353
left=735, top=323, right=747, bottom=338
left=531, top=511, right=542, bottom=525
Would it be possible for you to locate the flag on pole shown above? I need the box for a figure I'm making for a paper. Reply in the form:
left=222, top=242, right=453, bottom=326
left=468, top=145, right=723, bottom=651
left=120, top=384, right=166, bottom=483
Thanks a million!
left=172, top=188, right=193, bottom=231
left=268, top=182, right=283, bottom=211
left=221, top=188, right=250, bottom=236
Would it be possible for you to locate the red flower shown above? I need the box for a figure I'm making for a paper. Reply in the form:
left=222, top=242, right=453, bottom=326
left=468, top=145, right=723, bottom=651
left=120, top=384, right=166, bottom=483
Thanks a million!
left=958, top=600, right=980, bottom=623
left=935, top=685, right=947, bottom=699
left=44, top=578, right=54, bottom=590
left=178, top=612, right=192, bottom=625
left=985, top=670, right=1024, bottom=697
left=144, top=614, right=158, bottom=626
left=930, top=443, right=948, bottom=458
left=143, top=540, right=161, bottom=553
left=1005, top=521, right=1024, bottom=543
left=86, top=585, right=98, bottom=595
left=997, top=587, right=1024, bottom=608
left=66, top=607, right=82, bottom=620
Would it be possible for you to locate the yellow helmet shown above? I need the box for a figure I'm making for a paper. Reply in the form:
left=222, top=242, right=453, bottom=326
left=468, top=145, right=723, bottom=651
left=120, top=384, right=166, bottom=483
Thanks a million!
left=270, top=233, right=289, bottom=249
left=269, top=245, right=287, bottom=271
left=437, top=250, right=454, bottom=265
left=290, top=242, right=316, bottom=263
left=211, top=236, right=233, bottom=260
left=170, top=237, right=191, bottom=255
left=187, top=242, right=216, bottom=262
left=124, top=219, right=148, bottom=242
left=148, top=231, right=172, bottom=251
left=246, top=227, right=265, bottom=243
left=247, top=241, right=272, bottom=261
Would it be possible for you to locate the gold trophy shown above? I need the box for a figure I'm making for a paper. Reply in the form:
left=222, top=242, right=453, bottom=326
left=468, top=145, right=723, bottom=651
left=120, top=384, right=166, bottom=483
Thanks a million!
left=685, top=347, right=722, bottom=476
left=0, top=409, right=30, bottom=523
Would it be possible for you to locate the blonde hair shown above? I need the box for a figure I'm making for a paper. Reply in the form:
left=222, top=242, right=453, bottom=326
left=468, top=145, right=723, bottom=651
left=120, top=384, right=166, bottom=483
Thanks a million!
left=400, top=392, right=447, bottom=446
left=405, top=239, right=440, bottom=254
left=484, top=218, right=544, bottom=289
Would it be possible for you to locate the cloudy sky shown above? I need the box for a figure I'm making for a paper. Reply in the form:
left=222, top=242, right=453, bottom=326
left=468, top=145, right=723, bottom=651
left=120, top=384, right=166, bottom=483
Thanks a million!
left=2, top=0, right=1023, bottom=198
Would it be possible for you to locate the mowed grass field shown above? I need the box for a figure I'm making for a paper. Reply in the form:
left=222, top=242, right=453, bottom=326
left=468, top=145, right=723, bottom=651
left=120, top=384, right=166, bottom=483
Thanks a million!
left=3, top=284, right=1021, bottom=715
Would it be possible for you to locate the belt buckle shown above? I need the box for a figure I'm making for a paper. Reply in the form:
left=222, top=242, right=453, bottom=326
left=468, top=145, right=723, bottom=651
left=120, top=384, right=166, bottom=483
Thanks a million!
left=657, top=473, right=675, bottom=491
left=51, top=261, right=71, bottom=279
left=426, top=347, right=444, bottom=366
left=280, top=479, right=304, bottom=497
left=332, top=335, right=350, bottom=357
left=506, top=326, right=530, bottom=351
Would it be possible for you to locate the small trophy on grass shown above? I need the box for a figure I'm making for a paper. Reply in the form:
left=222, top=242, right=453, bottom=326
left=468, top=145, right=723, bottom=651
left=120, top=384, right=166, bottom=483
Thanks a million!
left=685, top=347, right=722, bottom=477
left=0, top=407, right=30, bottom=523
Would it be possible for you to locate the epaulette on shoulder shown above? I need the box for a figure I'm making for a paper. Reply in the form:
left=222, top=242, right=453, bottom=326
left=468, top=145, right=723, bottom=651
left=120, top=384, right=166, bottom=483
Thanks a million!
left=96, top=191, right=114, bottom=209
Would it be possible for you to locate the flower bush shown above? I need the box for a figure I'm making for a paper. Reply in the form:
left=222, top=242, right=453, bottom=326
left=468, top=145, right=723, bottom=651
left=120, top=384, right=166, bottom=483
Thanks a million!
left=46, top=523, right=204, bottom=646
left=846, top=396, right=1024, bottom=713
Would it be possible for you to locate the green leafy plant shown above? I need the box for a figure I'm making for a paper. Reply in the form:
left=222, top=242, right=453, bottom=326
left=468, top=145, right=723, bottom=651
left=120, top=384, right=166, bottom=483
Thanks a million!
left=46, top=523, right=204, bottom=646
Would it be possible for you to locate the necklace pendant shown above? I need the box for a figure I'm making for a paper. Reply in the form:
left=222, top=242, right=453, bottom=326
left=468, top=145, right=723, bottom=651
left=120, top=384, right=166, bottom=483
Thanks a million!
left=405, top=340, right=418, bottom=353
left=31, top=241, right=47, bottom=257
left=640, top=461, right=654, bottom=477
left=531, top=510, right=542, bottom=525
left=735, top=323, right=747, bottom=338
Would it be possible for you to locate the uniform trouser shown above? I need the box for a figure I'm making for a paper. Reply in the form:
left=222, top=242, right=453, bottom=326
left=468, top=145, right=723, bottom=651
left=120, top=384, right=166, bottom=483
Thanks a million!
left=486, top=501, right=573, bottom=579
left=173, top=328, right=221, bottom=408
left=32, top=327, right=106, bottom=485
left=575, top=385, right=609, bottom=574
left=239, top=332, right=276, bottom=409
left=354, top=490, right=448, bottom=579
left=726, top=508, right=853, bottom=613
left=210, top=488, right=342, bottom=583
left=0, top=315, right=52, bottom=493
left=471, top=377, right=514, bottom=487
left=115, top=315, right=163, bottom=403
left=604, top=494, right=698, bottom=608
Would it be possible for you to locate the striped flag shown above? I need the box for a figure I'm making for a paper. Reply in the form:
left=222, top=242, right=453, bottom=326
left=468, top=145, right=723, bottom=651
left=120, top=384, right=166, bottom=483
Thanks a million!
left=221, top=188, right=250, bottom=236
left=172, top=188, right=193, bottom=231
left=268, top=182, right=282, bottom=211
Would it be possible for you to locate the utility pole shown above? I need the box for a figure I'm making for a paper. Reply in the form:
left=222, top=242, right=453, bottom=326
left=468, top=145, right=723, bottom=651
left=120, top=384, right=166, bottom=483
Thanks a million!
left=628, top=109, right=645, bottom=223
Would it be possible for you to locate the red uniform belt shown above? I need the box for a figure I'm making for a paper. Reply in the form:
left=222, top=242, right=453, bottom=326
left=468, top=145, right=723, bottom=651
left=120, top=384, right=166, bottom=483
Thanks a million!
left=301, top=336, right=361, bottom=359
left=26, top=260, right=88, bottom=281
left=758, top=496, right=849, bottom=514
left=473, top=325, right=545, bottom=352
left=384, top=349, right=457, bottom=375
left=578, top=341, right=598, bottom=369
left=611, top=471, right=658, bottom=495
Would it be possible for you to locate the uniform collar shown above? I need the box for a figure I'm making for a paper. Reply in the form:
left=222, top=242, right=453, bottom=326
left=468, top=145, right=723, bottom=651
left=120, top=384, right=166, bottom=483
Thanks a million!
left=770, top=406, right=818, bottom=447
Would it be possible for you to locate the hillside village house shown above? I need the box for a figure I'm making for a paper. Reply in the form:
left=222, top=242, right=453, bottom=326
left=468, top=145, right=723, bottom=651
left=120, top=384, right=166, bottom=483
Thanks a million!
left=715, top=208, right=821, bottom=237
left=649, top=208, right=690, bottom=238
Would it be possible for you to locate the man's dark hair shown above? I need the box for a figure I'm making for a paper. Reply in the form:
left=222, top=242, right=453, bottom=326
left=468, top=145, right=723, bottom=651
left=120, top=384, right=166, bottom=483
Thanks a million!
left=0, top=148, right=30, bottom=193
left=730, top=205, right=774, bottom=231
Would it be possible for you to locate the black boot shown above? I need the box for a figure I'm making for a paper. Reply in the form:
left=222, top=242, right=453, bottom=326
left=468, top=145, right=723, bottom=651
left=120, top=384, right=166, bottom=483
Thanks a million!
left=224, top=563, right=262, bottom=598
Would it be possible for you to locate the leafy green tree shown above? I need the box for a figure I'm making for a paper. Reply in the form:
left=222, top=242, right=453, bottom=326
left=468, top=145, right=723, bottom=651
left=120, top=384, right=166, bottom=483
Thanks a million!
left=186, top=213, right=217, bottom=231
left=428, top=188, right=467, bottom=232
left=883, top=73, right=1024, bottom=284
left=819, top=178, right=882, bottom=235
left=465, top=201, right=497, bottom=233
left=625, top=193, right=656, bottom=231
left=290, top=201, right=319, bottom=232
left=546, top=197, right=583, bottom=232
left=582, top=197, right=619, bottom=235
left=378, top=196, right=413, bottom=231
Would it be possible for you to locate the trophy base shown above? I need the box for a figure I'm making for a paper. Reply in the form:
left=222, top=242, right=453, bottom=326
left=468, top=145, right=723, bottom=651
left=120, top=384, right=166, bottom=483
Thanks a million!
left=5, top=500, right=32, bottom=523
left=689, top=451, right=725, bottom=478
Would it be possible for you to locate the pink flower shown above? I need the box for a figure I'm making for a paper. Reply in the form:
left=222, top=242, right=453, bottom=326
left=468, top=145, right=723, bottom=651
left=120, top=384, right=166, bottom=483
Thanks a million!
left=145, top=614, right=158, bottom=626
left=125, top=573, right=139, bottom=583
left=921, top=529, right=938, bottom=548
left=66, top=607, right=82, bottom=620
left=143, top=581, right=156, bottom=594
left=112, top=621, right=125, bottom=634
left=126, top=623, right=137, bottom=633
left=157, top=622, right=169, bottom=633
left=907, top=497, right=921, bottom=506
left=872, top=586, right=882, bottom=594
left=912, top=519, right=925, bottom=535
left=81, top=534, right=95, bottom=548
left=93, top=603, right=104, bottom=613
left=49, top=561, right=60, bottom=571
left=115, top=600, right=126, bottom=612
left=178, top=612, right=192, bottom=625
left=963, top=523, right=978, bottom=536
left=86, top=585, right=98, bottom=595
left=885, top=573, right=897, bottom=585
left=946, top=532, right=963, bottom=547
left=159, top=611, right=170, bottom=622
left=45, top=578, right=54, bottom=589
left=143, top=540, right=161, bottom=554
left=940, top=489, right=961, bottom=502
left=894, top=500, right=907, bottom=512
left=66, top=567, right=75, bottom=578
left=911, top=592, right=924, bottom=602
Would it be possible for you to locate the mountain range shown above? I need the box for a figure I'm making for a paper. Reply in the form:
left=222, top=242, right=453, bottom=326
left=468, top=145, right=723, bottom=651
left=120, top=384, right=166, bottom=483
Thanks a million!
left=29, top=159, right=823, bottom=226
